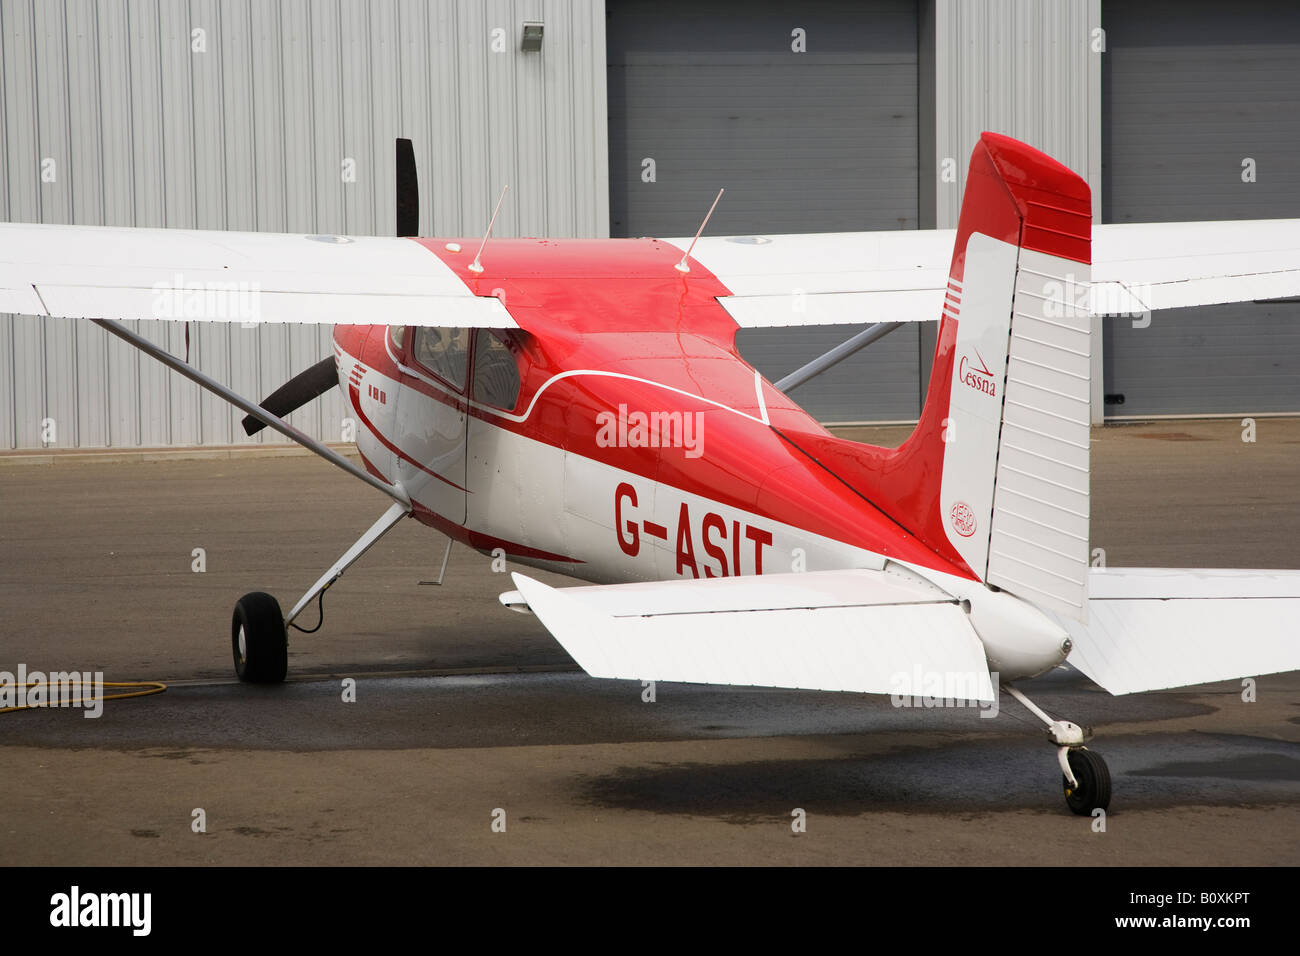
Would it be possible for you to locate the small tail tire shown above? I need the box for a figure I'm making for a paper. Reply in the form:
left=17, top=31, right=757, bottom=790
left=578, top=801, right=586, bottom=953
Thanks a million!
left=1063, top=747, right=1111, bottom=815
left=232, top=591, right=288, bottom=683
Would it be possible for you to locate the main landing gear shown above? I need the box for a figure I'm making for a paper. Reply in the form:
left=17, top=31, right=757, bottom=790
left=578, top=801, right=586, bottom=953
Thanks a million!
left=232, top=591, right=288, bottom=683
left=1003, top=683, right=1112, bottom=816
left=229, top=501, right=412, bottom=684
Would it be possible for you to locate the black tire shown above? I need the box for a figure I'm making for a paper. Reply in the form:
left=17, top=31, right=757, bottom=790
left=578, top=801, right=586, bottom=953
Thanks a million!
left=1063, top=747, right=1111, bottom=815
left=232, top=592, right=288, bottom=683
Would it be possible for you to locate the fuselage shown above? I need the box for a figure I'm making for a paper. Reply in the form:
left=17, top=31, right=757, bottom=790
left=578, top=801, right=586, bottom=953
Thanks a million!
left=331, top=236, right=977, bottom=590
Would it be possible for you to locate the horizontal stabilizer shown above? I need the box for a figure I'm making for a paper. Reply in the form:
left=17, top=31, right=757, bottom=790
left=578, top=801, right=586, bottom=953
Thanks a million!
left=1052, top=568, right=1300, bottom=695
left=508, top=569, right=995, bottom=700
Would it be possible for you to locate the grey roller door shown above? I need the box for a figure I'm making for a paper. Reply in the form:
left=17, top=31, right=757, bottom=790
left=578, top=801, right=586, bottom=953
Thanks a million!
left=1102, top=0, right=1300, bottom=416
left=607, top=0, right=922, bottom=423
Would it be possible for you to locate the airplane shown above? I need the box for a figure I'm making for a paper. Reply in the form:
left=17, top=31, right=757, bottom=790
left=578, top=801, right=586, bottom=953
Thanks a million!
left=3, top=131, right=1300, bottom=816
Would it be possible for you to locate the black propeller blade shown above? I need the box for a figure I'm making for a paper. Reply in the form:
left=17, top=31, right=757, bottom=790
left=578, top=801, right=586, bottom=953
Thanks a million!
left=242, top=357, right=338, bottom=436
left=246, top=137, right=417, bottom=438
left=396, top=137, right=419, bottom=237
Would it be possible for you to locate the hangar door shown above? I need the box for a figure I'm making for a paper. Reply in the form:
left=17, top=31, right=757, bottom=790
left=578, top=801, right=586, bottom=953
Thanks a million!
left=607, top=0, right=922, bottom=423
left=1102, top=0, right=1300, bottom=416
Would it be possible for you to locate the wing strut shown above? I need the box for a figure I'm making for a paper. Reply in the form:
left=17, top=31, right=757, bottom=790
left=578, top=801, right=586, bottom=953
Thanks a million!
left=91, top=318, right=410, bottom=508
left=286, top=501, right=410, bottom=626
left=773, top=321, right=903, bottom=393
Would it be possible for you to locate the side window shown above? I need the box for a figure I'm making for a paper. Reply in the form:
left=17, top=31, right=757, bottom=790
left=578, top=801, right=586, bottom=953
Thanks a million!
left=389, top=325, right=407, bottom=355
left=412, top=326, right=470, bottom=391
left=471, top=329, right=523, bottom=412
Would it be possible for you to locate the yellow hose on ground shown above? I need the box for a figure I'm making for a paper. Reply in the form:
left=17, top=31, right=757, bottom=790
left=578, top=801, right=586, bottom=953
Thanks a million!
left=0, top=681, right=167, bottom=714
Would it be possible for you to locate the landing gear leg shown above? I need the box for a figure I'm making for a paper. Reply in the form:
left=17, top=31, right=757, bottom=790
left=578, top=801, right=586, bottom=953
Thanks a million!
left=230, top=500, right=411, bottom=683
left=1002, top=683, right=1111, bottom=815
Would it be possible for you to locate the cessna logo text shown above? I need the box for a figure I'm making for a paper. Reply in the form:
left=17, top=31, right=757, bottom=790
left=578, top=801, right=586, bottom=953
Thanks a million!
left=958, top=350, right=996, bottom=397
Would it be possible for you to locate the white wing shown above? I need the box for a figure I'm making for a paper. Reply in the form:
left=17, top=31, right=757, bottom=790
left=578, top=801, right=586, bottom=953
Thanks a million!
left=1092, top=219, right=1300, bottom=313
left=5, top=219, right=1294, bottom=329
left=669, top=230, right=956, bottom=327
left=0, top=222, right=515, bottom=327
left=665, top=219, right=1300, bottom=328
left=3, top=220, right=954, bottom=328
left=506, top=569, right=995, bottom=700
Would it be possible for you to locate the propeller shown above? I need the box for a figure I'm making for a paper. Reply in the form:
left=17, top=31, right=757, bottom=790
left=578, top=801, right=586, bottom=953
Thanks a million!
left=244, top=139, right=419, bottom=436
left=396, top=137, right=419, bottom=237
left=242, top=357, right=339, bottom=436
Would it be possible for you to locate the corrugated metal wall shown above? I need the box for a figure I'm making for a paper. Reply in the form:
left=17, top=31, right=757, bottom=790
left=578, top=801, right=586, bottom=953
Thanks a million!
left=0, top=0, right=608, bottom=450
left=931, top=0, right=1103, bottom=421
left=932, top=0, right=1100, bottom=226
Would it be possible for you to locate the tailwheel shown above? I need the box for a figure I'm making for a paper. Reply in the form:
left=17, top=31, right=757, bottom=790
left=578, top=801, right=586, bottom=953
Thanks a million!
left=232, top=591, right=288, bottom=683
left=1062, top=747, right=1111, bottom=815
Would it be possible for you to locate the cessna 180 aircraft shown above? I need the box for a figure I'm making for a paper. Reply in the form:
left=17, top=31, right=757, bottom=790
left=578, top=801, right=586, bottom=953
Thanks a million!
left=3, top=132, right=1299, bottom=815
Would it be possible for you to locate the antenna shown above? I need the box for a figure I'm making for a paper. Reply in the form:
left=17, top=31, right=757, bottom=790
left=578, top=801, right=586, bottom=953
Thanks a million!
left=674, top=187, right=724, bottom=273
left=468, top=185, right=510, bottom=274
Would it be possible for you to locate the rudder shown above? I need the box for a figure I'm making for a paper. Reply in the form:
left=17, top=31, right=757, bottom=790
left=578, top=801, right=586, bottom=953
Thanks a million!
left=779, top=133, right=1093, bottom=620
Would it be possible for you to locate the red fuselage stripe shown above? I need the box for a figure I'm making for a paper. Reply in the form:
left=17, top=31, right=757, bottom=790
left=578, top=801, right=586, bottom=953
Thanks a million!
left=347, top=381, right=470, bottom=492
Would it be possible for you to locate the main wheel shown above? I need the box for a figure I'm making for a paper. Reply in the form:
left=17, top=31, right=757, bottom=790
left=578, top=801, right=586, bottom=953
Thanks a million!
left=232, top=592, right=288, bottom=683
left=1063, top=747, right=1111, bottom=815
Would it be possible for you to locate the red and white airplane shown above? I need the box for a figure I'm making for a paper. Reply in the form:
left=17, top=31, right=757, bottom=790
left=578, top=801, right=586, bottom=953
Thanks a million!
left=4, top=132, right=1300, bottom=815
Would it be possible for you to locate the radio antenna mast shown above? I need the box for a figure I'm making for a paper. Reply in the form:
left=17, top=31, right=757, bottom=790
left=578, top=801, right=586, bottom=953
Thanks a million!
left=468, top=185, right=510, bottom=274
left=674, top=187, right=724, bottom=273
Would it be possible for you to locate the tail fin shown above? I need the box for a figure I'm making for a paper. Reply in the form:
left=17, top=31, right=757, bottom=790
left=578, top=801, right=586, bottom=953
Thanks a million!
left=785, top=133, right=1093, bottom=619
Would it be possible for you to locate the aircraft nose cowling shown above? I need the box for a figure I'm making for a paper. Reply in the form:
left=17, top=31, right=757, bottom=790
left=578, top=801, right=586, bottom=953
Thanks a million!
left=966, top=588, right=1072, bottom=681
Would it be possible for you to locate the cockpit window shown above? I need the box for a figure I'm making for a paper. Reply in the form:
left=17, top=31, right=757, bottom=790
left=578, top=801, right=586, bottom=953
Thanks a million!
left=471, top=329, right=523, bottom=412
left=413, top=326, right=470, bottom=391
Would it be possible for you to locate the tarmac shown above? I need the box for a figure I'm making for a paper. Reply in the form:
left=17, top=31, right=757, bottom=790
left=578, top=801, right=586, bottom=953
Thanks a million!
left=1, top=418, right=1298, bottom=865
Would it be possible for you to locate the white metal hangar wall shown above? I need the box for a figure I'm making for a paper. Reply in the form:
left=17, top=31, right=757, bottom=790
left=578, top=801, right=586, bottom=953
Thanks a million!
left=0, top=0, right=608, bottom=451
left=1100, top=0, right=1300, bottom=417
